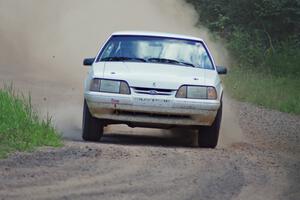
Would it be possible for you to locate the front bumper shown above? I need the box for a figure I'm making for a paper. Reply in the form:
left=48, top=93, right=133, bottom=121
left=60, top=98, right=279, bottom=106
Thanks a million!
left=85, top=91, right=220, bottom=127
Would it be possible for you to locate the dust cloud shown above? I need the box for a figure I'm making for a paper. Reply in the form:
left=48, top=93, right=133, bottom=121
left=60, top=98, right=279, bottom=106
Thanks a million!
left=0, top=0, right=242, bottom=146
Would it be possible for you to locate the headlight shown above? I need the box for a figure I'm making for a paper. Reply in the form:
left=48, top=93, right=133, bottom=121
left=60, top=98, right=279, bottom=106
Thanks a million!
left=120, top=81, right=131, bottom=94
left=207, top=87, right=217, bottom=100
left=176, top=85, right=217, bottom=100
left=90, top=79, right=101, bottom=92
left=176, top=86, right=187, bottom=98
left=100, top=80, right=120, bottom=93
left=90, top=79, right=130, bottom=94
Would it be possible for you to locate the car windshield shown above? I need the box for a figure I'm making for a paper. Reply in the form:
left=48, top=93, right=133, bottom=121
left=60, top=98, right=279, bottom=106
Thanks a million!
left=97, top=35, right=214, bottom=69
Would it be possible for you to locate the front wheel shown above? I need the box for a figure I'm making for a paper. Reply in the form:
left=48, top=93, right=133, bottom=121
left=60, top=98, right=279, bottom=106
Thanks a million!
left=198, top=102, right=222, bottom=148
left=82, top=100, right=103, bottom=141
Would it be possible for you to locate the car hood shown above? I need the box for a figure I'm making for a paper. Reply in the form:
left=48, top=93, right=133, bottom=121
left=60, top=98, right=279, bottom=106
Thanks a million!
left=92, top=62, right=219, bottom=90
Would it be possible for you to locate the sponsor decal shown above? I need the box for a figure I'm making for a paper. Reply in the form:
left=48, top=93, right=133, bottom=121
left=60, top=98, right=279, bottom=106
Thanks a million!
left=111, top=99, right=119, bottom=104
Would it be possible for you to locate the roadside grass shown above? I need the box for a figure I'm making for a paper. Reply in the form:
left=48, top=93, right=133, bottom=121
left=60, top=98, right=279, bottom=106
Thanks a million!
left=0, top=85, right=62, bottom=158
left=224, top=67, right=300, bottom=115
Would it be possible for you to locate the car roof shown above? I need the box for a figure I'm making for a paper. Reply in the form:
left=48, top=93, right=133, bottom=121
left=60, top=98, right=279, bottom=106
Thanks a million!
left=111, top=31, right=204, bottom=42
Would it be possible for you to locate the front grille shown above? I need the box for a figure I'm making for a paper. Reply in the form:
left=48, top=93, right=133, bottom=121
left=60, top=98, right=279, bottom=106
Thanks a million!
left=132, top=87, right=175, bottom=96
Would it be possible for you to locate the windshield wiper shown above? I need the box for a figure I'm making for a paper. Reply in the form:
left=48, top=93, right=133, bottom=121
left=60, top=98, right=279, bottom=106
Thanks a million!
left=148, top=58, right=195, bottom=68
left=177, top=61, right=196, bottom=68
left=101, top=57, right=147, bottom=62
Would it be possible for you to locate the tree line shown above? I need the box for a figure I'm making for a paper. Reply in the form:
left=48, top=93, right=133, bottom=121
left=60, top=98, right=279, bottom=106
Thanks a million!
left=187, top=0, right=300, bottom=76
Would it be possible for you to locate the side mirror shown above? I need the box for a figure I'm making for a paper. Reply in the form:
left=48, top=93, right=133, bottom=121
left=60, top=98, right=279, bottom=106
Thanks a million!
left=216, top=66, right=227, bottom=75
left=83, top=57, right=95, bottom=66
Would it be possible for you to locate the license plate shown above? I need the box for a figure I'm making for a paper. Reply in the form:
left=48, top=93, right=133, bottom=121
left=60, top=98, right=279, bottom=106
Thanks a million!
left=133, top=97, right=171, bottom=107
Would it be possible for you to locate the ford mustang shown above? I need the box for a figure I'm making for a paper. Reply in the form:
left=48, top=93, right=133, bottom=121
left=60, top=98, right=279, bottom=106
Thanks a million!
left=82, top=31, right=227, bottom=148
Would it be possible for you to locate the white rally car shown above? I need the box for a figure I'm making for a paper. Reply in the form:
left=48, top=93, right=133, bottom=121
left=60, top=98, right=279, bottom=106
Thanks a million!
left=83, top=31, right=227, bottom=148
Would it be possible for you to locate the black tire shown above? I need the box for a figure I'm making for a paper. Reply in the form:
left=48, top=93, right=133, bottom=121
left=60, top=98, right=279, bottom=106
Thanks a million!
left=198, top=102, right=222, bottom=148
left=82, top=100, right=103, bottom=141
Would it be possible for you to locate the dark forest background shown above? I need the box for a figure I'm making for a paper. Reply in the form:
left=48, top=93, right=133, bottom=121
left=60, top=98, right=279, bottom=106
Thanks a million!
left=187, top=0, right=300, bottom=114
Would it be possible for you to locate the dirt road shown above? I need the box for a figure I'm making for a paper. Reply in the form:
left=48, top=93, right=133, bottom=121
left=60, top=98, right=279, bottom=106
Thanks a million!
left=0, top=76, right=299, bottom=199
left=0, top=0, right=299, bottom=199
left=0, top=103, right=299, bottom=200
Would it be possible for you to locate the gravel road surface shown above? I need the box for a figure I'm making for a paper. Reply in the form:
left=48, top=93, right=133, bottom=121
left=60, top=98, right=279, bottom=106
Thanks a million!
left=0, top=79, right=299, bottom=199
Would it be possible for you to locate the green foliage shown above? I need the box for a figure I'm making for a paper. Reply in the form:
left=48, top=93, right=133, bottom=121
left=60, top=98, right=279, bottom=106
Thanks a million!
left=187, top=0, right=300, bottom=65
left=227, top=29, right=266, bottom=67
left=263, top=41, right=300, bottom=77
left=0, top=85, right=62, bottom=158
left=187, top=0, right=300, bottom=114
left=187, top=0, right=300, bottom=42
left=224, top=67, right=300, bottom=114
